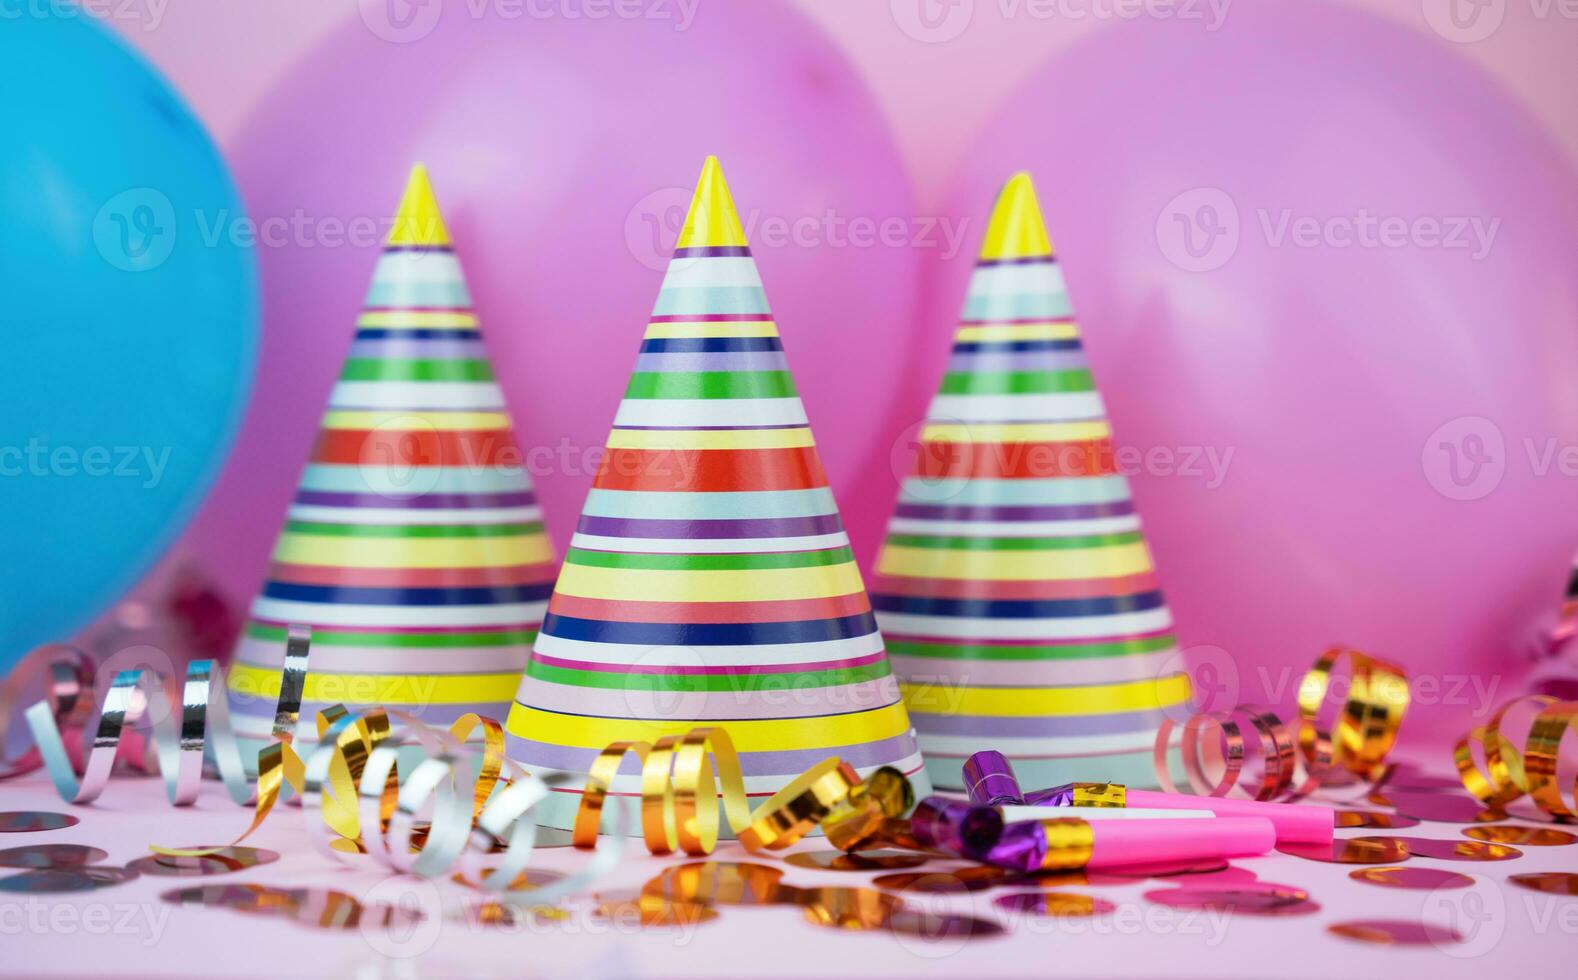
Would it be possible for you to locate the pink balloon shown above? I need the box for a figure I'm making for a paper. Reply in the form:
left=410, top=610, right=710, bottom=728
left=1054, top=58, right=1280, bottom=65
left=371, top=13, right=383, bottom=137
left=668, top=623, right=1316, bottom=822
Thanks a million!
left=933, top=4, right=1578, bottom=736
left=183, top=3, right=921, bottom=609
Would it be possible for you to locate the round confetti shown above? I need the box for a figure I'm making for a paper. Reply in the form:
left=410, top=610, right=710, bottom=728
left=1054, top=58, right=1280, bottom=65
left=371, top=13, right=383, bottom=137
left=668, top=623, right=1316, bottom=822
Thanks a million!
left=0, top=811, right=79, bottom=833
left=0, top=844, right=108, bottom=869
left=1349, top=866, right=1474, bottom=890
left=126, top=847, right=280, bottom=878
left=873, top=866, right=1019, bottom=893
left=1089, top=859, right=1252, bottom=884
left=1145, top=883, right=1318, bottom=916
left=785, top=850, right=931, bottom=872
left=1395, top=837, right=1521, bottom=862
left=1328, top=919, right=1464, bottom=946
left=161, top=884, right=294, bottom=912
left=1335, top=810, right=1420, bottom=829
left=1387, top=790, right=1499, bottom=824
left=597, top=895, right=718, bottom=928
left=1465, top=825, right=1578, bottom=846
left=1278, top=836, right=1410, bottom=864
left=0, top=866, right=137, bottom=893
left=642, top=862, right=790, bottom=906
left=995, top=891, right=1116, bottom=917
left=798, top=887, right=904, bottom=930
left=886, top=910, right=1006, bottom=939
left=1508, top=872, right=1578, bottom=895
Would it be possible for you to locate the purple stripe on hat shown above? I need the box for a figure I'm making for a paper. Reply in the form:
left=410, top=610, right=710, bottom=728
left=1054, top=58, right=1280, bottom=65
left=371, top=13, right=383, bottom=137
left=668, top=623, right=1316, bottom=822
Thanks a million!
left=294, top=490, right=537, bottom=509
left=893, top=501, right=1135, bottom=521
left=349, top=337, right=489, bottom=361
left=914, top=708, right=1172, bottom=737
left=670, top=245, right=753, bottom=258
left=974, top=255, right=1056, bottom=267
left=575, top=514, right=844, bottom=539
left=632, top=350, right=789, bottom=374
left=946, top=350, right=1090, bottom=374
left=505, top=731, right=919, bottom=776
left=647, top=313, right=769, bottom=322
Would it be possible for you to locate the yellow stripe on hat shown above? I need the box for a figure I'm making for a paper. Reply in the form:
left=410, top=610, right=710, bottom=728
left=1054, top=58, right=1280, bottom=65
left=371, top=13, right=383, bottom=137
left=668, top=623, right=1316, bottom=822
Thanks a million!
left=320, top=411, right=512, bottom=432
left=979, top=171, right=1054, bottom=261
left=272, top=532, right=551, bottom=569
left=900, top=674, right=1192, bottom=718
left=357, top=311, right=479, bottom=329
left=954, top=321, right=1080, bottom=342
left=675, top=155, right=749, bottom=250
left=877, top=542, right=1153, bottom=581
left=228, top=664, right=521, bottom=705
left=553, top=562, right=866, bottom=603
left=505, top=701, right=913, bottom=752
left=386, top=163, right=452, bottom=247
left=644, top=320, right=780, bottom=339
left=604, top=427, right=815, bottom=450
left=921, top=421, right=1111, bottom=444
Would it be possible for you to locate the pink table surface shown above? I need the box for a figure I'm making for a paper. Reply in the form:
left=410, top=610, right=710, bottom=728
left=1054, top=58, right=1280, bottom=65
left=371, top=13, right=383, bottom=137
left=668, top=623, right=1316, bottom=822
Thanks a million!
left=0, top=768, right=1571, bottom=979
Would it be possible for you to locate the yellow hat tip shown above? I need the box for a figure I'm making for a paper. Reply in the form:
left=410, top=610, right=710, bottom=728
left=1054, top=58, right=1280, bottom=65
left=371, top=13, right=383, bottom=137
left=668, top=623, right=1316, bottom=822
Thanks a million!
left=676, top=155, right=748, bottom=251
left=387, top=162, right=451, bottom=247
left=980, top=171, right=1053, bottom=261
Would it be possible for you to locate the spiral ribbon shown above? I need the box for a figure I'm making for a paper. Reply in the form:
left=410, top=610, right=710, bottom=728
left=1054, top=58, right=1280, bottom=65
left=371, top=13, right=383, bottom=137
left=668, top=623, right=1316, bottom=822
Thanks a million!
left=1152, top=647, right=1411, bottom=800
left=2, top=629, right=866, bottom=896
left=1455, top=695, right=1577, bottom=819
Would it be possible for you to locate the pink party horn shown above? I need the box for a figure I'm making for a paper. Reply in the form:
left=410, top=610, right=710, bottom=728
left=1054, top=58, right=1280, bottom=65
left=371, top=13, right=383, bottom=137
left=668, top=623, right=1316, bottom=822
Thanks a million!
left=912, top=797, right=1276, bottom=873
left=963, top=750, right=1334, bottom=844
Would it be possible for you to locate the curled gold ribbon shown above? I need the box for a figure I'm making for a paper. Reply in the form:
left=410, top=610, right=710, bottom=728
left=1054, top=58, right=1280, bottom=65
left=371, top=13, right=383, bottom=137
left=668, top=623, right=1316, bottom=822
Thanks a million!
left=1456, top=695, right=1577, bottom=820
left=1155, top=648, right=1409, bottom=800
left=572, top=726, right=860, bottom=856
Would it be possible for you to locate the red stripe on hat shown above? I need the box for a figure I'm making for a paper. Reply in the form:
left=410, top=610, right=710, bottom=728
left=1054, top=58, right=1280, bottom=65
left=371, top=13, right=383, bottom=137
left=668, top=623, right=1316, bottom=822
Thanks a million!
left=912, top=439, right=1118, bottom=480
left=593, top=447, right=828, bottom=493
left=871, top=572, right=1161, bottom=600
left=311, top=429, right=522, bottom=468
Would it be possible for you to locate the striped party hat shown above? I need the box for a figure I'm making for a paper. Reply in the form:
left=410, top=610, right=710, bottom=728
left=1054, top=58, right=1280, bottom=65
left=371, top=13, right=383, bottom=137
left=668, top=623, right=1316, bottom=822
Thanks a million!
left=226, top=165, right=556, bottom=746
left=506, top=157, right=928, bottom=827
left=871, top=173, right=1191, bottom=792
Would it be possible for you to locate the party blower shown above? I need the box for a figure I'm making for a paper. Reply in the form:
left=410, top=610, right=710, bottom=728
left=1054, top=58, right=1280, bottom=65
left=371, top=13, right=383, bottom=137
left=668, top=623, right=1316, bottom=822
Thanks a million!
left=963, top=750, right=1334, bottom=844
left=912, top=797, right=1276, bottom=874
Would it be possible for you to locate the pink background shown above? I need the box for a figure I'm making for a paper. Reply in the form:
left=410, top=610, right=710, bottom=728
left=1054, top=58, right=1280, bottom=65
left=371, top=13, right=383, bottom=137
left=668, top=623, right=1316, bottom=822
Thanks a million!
left=101, top=0, right=1578, bottom=740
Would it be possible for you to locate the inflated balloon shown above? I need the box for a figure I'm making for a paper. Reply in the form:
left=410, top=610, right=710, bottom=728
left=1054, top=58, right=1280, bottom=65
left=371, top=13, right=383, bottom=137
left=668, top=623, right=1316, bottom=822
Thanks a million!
left=0, top=14, right=258, bottom=671
left=931, top=3, right=1578, bottom=732
left=183, top=1, right=921, bottom=606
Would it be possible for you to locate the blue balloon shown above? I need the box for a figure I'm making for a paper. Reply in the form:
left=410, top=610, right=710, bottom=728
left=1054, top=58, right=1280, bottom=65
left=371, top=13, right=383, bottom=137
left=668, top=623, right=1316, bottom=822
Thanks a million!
left=0, top=13, right=258, bottom=671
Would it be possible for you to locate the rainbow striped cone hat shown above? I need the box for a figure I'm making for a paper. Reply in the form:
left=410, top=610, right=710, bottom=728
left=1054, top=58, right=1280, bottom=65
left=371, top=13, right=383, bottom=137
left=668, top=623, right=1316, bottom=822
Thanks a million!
left=870, top=173, right=1192, bottom=792
left=227, top=165, right=557, bottom=747
left=506, top=157, right=929, bottom=829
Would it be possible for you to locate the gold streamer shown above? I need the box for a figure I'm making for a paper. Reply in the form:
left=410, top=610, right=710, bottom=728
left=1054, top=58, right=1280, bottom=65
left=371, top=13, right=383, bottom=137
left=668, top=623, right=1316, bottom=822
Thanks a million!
left=1154, top=647, right=1410, bottom=800
left=571, top=729, right=861, bottom=855
left=1456, top=695, right=1577, bottom=819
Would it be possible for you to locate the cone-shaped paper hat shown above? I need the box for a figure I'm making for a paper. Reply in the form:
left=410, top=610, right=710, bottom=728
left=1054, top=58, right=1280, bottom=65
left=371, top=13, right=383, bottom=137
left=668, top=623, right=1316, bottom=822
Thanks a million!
left=227, top=165, right=557, bottom=743
left=871, top=173, right=1191, bottom=791
left=506, top=158, right=929, bottom=823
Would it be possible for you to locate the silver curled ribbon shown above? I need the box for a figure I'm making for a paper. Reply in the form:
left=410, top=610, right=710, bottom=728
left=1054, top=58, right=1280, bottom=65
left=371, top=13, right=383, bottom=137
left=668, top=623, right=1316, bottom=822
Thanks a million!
left=6, top=626, right=627, bottom=907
